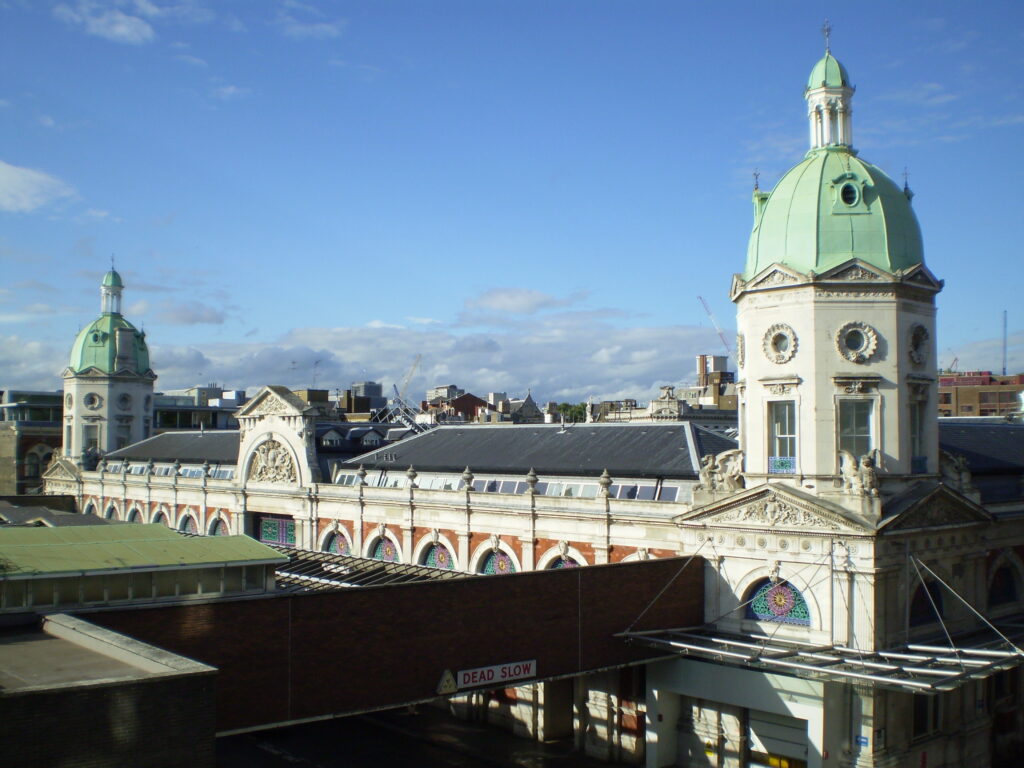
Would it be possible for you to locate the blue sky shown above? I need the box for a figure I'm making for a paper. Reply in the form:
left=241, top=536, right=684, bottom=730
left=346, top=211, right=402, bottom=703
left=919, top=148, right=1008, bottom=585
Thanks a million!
left=1, top=1, right=1022, bottom=402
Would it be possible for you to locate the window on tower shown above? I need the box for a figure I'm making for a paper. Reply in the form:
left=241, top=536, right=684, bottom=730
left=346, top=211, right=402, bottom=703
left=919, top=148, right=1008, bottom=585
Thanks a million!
left=838, top=400, right=873, bottom=457
left=768, top=401, right=797, bottom=474
left=909, top=400, right=927, bottom=473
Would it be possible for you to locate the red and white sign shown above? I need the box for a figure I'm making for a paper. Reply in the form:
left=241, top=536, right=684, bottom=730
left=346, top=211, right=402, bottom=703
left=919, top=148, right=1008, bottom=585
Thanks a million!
left=456, top=659, right=536, bottom=689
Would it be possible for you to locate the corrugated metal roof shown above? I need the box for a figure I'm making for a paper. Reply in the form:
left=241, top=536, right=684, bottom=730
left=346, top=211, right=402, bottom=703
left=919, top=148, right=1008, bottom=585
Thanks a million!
left=0, top=524, right=286, bottom=578
left=347, top=422, right=736, bottom=479
left=107, top=430, right=240, bottom=464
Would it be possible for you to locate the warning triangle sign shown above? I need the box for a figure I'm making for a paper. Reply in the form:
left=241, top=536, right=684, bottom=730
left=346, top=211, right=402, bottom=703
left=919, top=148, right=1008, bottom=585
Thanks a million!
left=436, top=669, right=457, bottom=695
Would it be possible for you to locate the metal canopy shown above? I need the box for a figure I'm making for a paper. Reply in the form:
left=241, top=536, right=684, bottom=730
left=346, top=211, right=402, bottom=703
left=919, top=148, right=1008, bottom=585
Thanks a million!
left=266, top=544, right=467, bottom=592
left=621, top=627, right=1024, bottom=693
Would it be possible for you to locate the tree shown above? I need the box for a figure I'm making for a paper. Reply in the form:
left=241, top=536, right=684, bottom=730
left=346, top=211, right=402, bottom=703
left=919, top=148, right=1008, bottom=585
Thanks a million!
left=556, top=402, right=587, bottom=423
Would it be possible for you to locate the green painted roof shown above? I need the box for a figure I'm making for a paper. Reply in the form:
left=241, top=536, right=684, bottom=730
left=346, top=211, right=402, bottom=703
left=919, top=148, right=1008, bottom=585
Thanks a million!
left=744, top=147, right=924, bottom=279
left=807, top=51, right=850, bottom=90
left=67, top=312, right=152, bottom=375
left=0, top=524, right=287, bottom=579
left=102, top=269, right=123, bottom=288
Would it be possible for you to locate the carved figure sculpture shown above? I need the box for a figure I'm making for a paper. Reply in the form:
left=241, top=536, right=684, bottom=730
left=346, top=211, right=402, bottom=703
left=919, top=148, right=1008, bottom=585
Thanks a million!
left=697, top=454, right=716, bottom=490
left=838, top=450, right=861, bottom=493
left=939, top=450, right=974, bottom=492
left=714, top=449, right=745, bottom=491
left=859, top=454, right=879, bottom=497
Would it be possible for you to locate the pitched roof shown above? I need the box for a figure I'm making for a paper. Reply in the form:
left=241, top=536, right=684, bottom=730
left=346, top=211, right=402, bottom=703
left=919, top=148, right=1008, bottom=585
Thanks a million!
left=0, top=524, right=286, bottom=578
left=939, top=420, right=1024, bottom=473
left=348, top=422, right=736, bottom=479
left=106, top=430, right=240, bottom=464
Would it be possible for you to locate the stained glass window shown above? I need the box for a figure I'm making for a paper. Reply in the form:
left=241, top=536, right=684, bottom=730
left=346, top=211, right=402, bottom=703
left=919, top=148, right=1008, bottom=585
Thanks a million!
left=372, top=538, right=399, bottom=562
left=180, top=516, right=198, bottom=535
left=326, top=532, right=351, bottom=555
left=481, top=551, right=516, bottom=575
left=258, top=516, right=296, bottom=546
left=746, top=579, right=811, bottom=626
left=550, top=556, right=579, bottom=569
left=84, top=503, right=96, bottom=516
left=127, top=509, right=141, bottom=523
left=421, top=543, right=454, bottom=569
left=105, top=506, right=117, bottom=520
left=153, top=512, right=166, bottom=525
left=210, top=519, right=228, bottom=536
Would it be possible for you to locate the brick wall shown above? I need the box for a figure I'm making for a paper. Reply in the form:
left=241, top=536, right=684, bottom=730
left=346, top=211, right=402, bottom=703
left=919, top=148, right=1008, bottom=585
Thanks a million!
left=88, top=556, right=703, bottom=733
left=0, top=673, right=215, bottom=768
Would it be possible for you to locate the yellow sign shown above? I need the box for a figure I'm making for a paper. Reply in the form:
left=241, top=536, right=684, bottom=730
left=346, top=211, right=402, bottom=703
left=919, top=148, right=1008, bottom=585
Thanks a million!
left=436, top=669, right=457, bottom=695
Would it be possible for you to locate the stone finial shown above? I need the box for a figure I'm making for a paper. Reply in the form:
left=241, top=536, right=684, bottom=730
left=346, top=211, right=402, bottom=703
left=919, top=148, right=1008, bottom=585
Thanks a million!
left=599, top=469, right=612, bottom=498
left=406, top=465, right=418, bottom=487
left=462, top=466, right=474, bottom=489
left=356, top=464, right=367, bottom=486
left=526, top=467, right=538, bottom=494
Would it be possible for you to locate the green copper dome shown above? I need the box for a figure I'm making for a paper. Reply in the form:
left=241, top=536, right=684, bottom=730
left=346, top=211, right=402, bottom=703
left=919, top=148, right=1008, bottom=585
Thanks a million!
left=101, top=269, right=123, bottom=288
left=67, top=314, right=151, bottom=375
left=807, top=52, right=850, bottom=90
left=744, top=147, right=923, bottom=279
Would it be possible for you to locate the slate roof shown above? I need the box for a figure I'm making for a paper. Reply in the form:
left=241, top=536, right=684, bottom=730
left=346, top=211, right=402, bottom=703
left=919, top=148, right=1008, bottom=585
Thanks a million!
left=347, top=422, right=736, bottom=479
left=939, top=420, right=1024, bottom=473
left=0, top=501, right=111, bottom=527
left=106, top=430, right=240, bottom=464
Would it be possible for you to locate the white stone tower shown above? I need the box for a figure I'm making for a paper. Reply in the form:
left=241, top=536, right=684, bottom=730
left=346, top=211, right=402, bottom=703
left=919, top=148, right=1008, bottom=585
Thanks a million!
left=730, top=48, right=943, bottom=514
left=63, top=270, right=156, bottom=465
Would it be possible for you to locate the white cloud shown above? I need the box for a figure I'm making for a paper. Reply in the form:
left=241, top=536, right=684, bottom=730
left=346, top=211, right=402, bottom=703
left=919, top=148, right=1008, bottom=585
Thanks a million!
left=274, top=1, right=345, bottom=40
left=464, top=288, right=585, bottom=316
left=366, top=319, right=405, bottom=330
left=0, top=159, right=75, bottom=213
left=175, top=53, right=207, bottom=66
left=213, top=84, right=250, bottom=100
left=155, top=300, right=225, bottom=325
left=54, top=1, right=156, bottom=45
left=406, top=316, right=441, bottom=325
left=38, top=115, right=56, bottom=128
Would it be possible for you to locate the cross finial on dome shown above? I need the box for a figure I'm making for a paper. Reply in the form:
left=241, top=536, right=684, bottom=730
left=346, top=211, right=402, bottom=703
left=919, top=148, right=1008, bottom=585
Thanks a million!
left=822, top=19, right=832, bottom=52
left=753, top=169, right=760, bottom=191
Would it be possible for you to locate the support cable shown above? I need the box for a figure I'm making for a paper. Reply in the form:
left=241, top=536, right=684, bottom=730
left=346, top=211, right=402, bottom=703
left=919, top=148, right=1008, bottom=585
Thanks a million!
left=910, top=557, right=963, bottom=671
left=624, top=537, right=707, bottom=633
left=913, top=557, right=1024, bottom=657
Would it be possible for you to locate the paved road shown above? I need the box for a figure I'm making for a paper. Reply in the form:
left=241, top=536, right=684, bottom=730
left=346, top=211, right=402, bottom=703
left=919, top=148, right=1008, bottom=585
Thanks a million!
left=217, top=706, right=632, bottom=768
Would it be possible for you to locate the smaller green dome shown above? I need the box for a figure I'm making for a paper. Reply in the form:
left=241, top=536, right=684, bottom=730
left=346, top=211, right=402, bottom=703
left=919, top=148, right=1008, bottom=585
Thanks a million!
left=67, top=314, right=151, bottom=376
left=807, top=52, right=850, bottom=90
left=102, top=269, right=123, bottom=288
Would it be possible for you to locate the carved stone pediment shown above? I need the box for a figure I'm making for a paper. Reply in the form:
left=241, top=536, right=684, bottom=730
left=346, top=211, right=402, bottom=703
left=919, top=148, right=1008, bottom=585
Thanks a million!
left=42, top=456, right=81, bottom=482
left=881, top=484, right=990, bottom=532
left=750, top=268, right=800, bottom=289
left=679, top=485, right=868, bottom=533
left=899, top=264, right=944, bottom=291
left=237, top=386, right=311, bottom=420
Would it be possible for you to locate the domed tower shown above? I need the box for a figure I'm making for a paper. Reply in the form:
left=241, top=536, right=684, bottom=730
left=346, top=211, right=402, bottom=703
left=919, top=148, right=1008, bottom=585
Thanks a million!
left=731, top=49, right=942, bottom=513
left=63, top=269, right=157, bottom=465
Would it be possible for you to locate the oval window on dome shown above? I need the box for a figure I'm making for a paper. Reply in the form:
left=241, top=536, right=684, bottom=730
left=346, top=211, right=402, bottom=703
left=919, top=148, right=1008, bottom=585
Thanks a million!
left=840, top=183, right=858, bottom=206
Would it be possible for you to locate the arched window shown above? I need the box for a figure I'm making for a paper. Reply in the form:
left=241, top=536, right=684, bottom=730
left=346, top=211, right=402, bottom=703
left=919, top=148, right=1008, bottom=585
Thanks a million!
left=989, top=566, right=1018, bottom=607
left=179, top=516, right=198, bottom=535
left=480, top=551, right=516, bottom=575
left=324, top=532, right=350, bottom=555
left=372, top=538, right=399, bottom=562
left=24, top=453, right=40, bottom=478
left=104, top=505, right=117, bottom=520
left=84, top=503, right=96, bottom=516
left=209, top=519, right=228, bottom=536
left=152, top=512, right=166, bottom=525
left=910, top=581, right=945, bottom=627
left=422, top=543, right=454, bottom=570
left=127, top=509, right=142, bottom=523
left=549, top=556, right=580, bottom=569
left=745, top=579, right=811, bottom=626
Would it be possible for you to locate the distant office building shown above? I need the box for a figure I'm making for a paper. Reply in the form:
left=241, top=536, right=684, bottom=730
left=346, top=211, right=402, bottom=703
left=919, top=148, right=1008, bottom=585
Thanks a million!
left=426, top=384, right=464, bottom=402
left=938, top=371, right=1024, bottom=417
left=352, top=381, right=387, bottom=410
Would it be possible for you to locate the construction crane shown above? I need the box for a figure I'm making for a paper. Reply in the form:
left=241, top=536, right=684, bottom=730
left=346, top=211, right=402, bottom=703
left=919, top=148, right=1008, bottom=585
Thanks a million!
left=373, top=355, right=431, bottom=433
left=698, top=296, right=731, bottom=357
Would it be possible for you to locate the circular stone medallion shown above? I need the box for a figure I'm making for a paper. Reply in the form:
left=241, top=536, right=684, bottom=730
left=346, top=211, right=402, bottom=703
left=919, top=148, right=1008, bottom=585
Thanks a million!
left=835, top=321, right=879, bottom=363
left=762, top=323, right=798, bottom=364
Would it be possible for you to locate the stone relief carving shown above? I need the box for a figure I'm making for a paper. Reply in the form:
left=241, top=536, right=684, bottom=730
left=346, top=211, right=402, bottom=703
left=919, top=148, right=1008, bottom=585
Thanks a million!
left=908, top=323, right=930, bottom=365
left=833, top=265, right=880, bottom=281
left=715, top=497, right=843, bottom=531
left=247, top=438, right=298, bottom=484
left=765, top=383, right=793, bottom=396
left=893, top=501, right=977, bottom=530
left=762, top=323, right=798, bottom=364
left=489, top=533, right=500, bottom=553
left=838, top=450, right=879, bottom=496
left=835, top=321, right=879, bottom=364
left=940, top=451, right=975, bottom=493
left=816, top=289, right=896, bottom=300
left=696, top=449, right=745, bottom=492
left=753, top=270, right=797, bottom=288
left=248, top=396, right=291, bottom=418
left=736, top=333, right=745, bottom=368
